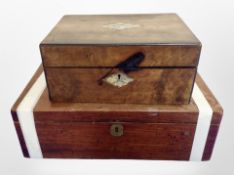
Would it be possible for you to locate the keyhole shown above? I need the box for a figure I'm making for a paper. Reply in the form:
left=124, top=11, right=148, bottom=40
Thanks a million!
left=110, top=124, right=123, bottom=136
left=115, top=126, right=119, bottom=133
left=118, top=74, right=121, bottom=80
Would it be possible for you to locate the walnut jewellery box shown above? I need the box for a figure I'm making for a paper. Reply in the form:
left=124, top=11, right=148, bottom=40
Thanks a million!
left=40, top=14, right=201, bottom=105
left=11, top=14, right=223, bottom=161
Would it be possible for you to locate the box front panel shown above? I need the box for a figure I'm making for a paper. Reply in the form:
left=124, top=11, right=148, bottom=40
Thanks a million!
left=36, top=122, right=196, bottom=160
left=45, top=68, right=196, bottom=104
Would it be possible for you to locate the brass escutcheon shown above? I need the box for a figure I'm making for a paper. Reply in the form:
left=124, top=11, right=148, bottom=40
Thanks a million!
left=110, top=123, right=124, bottom=136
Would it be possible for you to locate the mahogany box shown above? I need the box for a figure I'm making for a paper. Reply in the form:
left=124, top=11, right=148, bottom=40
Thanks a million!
left=40, top=13, right=201, bottom=105
left=11, top=65, right=222, bottom=161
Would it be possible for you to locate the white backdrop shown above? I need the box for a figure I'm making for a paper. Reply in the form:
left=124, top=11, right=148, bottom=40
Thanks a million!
left=0, top=0, right=233, bottom=174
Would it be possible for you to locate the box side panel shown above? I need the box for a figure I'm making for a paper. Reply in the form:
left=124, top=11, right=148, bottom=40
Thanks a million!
left=14, top=122, right=29, bottom=157
left=195, top=74, right=223, bottom=160
left=202, top=124, right=221, bottom=160
left=195, top=74, right=223, bottom=124
left=11, top=65, right=44, bottom=158
left=11, top=65, right=43, bottom=121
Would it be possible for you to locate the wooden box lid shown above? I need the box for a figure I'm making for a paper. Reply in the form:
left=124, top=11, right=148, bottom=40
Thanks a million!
left=41, top=14, right=200, bottom=45
left=40, top=14, right=201, bottom=68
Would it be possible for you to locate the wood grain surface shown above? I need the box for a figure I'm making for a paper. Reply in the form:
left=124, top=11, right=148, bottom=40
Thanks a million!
left=36, top=122, right=196, bottom=160
left=46, top=68, right=196, bottom=104
left=40, top=14, right=201, bottom=105
left=41, top=14, right=200, bottom=44
left=195, top=75, right=223, bottom=160
left=14, top=122, right=29, bottom=157
left=41, top=45, right=200, bottom=67
left=11, top=65, right=223, bottom=160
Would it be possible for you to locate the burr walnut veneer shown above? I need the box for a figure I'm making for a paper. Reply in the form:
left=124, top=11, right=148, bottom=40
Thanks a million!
left=11, top=65, right=222, bottom=161
left=40, top=14, right=201, bottom=104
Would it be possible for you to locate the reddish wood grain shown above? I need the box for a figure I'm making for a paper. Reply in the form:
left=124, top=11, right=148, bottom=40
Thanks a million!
left=202, top=125, right=221, bottom=160
left=14, top=122, right=29, bottom=157
left=36, top=122, right=196, bottom=160
left=11, top=65, right=223, bottom=160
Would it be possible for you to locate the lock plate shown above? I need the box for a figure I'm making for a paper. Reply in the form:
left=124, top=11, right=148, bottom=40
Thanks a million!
left=103, top=72, right=134, bottom=88
left=110, top=124, right=124, bottom=136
